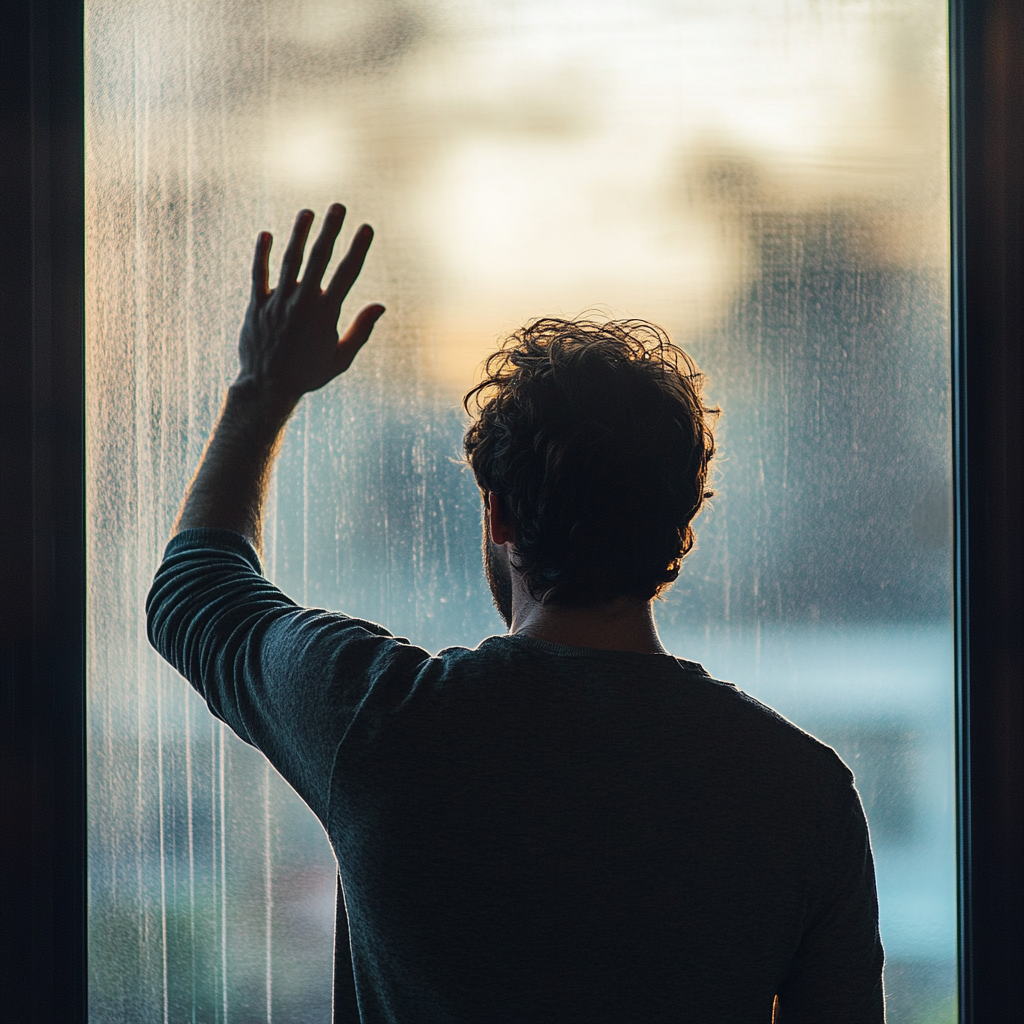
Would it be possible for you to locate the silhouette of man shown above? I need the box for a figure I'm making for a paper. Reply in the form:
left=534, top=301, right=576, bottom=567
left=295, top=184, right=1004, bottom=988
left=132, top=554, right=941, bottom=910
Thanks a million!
left=148, top=205, right=885, bottom=1023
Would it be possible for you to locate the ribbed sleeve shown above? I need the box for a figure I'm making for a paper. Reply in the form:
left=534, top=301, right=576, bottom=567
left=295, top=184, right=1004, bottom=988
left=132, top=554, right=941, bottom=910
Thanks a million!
left=146, top=527, right=431, bottom=822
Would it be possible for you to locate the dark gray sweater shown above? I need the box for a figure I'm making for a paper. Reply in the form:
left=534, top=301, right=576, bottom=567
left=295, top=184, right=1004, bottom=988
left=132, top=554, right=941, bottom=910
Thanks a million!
left=147, top=528, right=884, bottom=1023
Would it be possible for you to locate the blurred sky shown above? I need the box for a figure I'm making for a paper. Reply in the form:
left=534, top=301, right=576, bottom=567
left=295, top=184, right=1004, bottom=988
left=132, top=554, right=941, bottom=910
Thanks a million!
left=244, top=0, right=948, bottom=386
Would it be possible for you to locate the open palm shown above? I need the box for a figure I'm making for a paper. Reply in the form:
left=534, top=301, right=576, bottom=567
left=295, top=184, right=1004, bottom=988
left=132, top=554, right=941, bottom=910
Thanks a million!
left=237, top=204, right=384, bottom=408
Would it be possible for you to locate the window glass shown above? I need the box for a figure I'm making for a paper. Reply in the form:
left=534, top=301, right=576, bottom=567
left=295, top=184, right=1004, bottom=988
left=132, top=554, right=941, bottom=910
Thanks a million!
left=86, top=1, right=954, bottom=1020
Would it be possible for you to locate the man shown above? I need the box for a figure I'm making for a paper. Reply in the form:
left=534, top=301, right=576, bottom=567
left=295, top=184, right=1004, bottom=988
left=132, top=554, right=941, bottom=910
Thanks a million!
left=148, top=204, right=885, bottom=1022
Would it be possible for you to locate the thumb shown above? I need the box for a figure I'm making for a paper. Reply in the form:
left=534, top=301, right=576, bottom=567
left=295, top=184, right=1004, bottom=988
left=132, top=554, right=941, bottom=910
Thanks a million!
left=333, top=304, right=386, bottom=375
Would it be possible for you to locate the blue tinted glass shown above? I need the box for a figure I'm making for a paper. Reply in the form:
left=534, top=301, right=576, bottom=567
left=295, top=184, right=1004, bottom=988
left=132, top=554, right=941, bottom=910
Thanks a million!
left=87, top=1, right=954, bottom=1020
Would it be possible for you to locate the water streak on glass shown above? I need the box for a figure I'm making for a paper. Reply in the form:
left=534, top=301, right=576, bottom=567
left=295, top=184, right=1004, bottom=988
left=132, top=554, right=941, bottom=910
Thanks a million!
left=86, top=1, right=955, bottom=1021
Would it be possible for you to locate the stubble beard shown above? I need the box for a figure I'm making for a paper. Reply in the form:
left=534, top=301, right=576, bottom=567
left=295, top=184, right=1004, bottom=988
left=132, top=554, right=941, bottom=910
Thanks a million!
left=482, top=515, right=514, bottom=629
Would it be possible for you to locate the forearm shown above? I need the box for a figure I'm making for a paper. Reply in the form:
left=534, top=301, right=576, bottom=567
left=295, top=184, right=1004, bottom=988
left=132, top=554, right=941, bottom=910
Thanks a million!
left=173, top=380, right=298, bottom=554
left=172, top=204, right=380, bottom=554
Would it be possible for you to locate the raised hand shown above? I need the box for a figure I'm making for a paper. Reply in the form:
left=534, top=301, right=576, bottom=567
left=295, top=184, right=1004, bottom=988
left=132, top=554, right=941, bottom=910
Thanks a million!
left=237, top=204, right=385, bottom=410
left=172, top=205, right=384, bottom=549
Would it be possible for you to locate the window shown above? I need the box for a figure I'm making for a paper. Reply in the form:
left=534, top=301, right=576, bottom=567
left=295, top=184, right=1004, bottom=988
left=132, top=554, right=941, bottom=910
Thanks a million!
left=85, top=2, right=955, bottom=1020
left=3, top=1, right=1022, bottom=1022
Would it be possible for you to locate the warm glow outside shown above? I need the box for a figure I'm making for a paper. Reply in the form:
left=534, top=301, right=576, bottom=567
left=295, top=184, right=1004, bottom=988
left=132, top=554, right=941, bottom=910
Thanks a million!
left=87, top=1, right=955, bottom=1021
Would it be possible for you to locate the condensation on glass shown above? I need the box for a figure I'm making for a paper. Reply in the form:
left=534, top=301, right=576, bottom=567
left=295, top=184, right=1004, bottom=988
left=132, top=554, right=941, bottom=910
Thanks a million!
left=86, top=1, right=955, bottom=1021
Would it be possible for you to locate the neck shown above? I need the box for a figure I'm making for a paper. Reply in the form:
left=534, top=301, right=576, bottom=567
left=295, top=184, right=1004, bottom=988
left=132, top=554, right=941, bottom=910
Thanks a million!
left=510, top=584, right=667, bottom=655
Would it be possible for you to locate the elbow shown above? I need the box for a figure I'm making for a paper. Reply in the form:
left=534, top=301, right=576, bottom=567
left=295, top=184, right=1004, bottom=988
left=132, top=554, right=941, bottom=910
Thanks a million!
left=145, top=567, right=184, bottom=666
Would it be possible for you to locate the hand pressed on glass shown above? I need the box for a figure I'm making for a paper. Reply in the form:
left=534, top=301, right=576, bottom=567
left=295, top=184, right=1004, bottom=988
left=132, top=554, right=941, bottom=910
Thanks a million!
left=238, top=203, right=385, bottom=411
left=173, top=205, right=382, bottom=550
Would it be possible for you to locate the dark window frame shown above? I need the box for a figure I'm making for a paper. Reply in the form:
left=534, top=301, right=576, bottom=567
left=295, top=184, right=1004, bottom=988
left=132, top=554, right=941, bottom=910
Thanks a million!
left=950, top=2, right=1024, bottom=1019
left=1, top=0, right=1020, bottom=1020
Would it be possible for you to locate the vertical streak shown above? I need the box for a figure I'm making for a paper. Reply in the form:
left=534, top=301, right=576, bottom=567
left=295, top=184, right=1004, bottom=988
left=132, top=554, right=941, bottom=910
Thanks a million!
left=184, top=692, right=197, bottom=1023
left=132, top=2, right=153, bottom=1004
left=211, top=717, right=220, bottom=1023
left=261, top=0, right=276, bottom=587
left=264, top=760, right=274, bottom=1024
left=135, top=641, right=147, bottom=992
left=180, top=10, right=199, bottom=1008
left=439, top=497, right=451, bottom=576
left=262, top=0, right=272, bottom=229
left=157, top=671, right=169, bottom=1024
left=184, top=0, right=197, bottom=518
left=219, top=722, right=229, bottom=1024
left=379, top=404, right=391, bottom=617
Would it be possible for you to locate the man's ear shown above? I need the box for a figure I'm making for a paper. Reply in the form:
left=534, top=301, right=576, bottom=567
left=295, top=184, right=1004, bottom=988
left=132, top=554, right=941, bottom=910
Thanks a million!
left=487, top=492, right=515, bottom=546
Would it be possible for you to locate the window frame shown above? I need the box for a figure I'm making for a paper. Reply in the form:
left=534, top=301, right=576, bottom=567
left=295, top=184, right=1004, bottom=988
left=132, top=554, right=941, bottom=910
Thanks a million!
left=950, top=1, right=1024, bottom=1018
left=1, top=0, right=1020, bottom=1019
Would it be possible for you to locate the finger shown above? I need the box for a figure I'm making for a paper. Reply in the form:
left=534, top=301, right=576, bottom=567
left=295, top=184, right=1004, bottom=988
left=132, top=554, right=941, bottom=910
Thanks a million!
left=251, top=231, right=272, bottom=299
left=277, top=209, right=315, bottom=288
left=333, top=304, right=385, bottom=375
left=299, top=203, right=346, bottom=295
left=325, top=224, right=374, bottom=311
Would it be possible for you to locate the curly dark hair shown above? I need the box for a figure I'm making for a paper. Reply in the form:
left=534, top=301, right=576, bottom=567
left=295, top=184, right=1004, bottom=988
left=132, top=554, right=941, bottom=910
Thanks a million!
left=463, top=317, right=718, bottom=606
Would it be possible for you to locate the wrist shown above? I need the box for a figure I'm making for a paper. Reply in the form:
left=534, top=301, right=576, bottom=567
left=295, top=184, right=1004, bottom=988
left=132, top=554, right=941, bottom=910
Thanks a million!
left=226, top=377, right=300, bottom=433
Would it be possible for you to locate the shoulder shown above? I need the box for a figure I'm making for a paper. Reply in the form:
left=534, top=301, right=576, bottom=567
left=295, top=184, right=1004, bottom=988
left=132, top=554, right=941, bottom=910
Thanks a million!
left=685, top=670, right=857, bottom=800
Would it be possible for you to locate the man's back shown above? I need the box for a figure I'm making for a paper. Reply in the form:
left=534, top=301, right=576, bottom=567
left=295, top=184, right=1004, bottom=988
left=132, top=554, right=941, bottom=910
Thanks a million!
left=150, top=213, right=884, bottom=1022
left=149, top=529, right=884, bottom=1024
